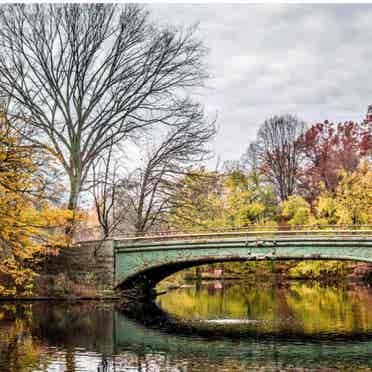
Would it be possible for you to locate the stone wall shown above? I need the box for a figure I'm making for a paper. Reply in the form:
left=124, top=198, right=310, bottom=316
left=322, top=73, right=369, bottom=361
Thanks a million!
left=44, top=240, right=115, bottom=288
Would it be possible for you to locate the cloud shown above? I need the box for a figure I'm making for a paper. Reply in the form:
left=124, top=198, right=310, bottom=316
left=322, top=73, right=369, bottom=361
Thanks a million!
left=149, top=4, right=372, bottom=163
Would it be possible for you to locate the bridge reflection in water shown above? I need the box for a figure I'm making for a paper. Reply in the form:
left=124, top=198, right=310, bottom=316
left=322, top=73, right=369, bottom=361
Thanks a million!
left=2, top=280, right=372, bottom=370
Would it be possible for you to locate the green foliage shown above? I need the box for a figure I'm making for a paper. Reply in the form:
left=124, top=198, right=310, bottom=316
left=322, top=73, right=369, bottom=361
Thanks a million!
left=288, top=261, right=350, bottom=280
left=281, top=195, right=314, bottom=226
left=169, top=168, right=278, bottom=231
left=223, top=170, right=278, bottom=226
left=168, top=169, right=222, bottom=231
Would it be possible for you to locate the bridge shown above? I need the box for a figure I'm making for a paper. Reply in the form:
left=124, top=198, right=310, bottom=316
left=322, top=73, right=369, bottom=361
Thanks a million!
left=114, top=227, right=372, bottom=298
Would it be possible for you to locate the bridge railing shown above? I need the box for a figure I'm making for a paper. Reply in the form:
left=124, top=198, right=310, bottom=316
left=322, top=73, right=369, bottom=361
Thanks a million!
left=73, top=224, right=372, bottom=243
left=112, top=225, right=372, bottom=244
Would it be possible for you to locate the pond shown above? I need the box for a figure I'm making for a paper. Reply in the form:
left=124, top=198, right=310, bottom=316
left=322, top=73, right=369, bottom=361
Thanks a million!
left=2, top=280, right=372, bottom=371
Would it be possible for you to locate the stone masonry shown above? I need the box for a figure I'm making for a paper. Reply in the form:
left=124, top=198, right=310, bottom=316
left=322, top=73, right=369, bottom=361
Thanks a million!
left=45, top=239, right=115, bottom=288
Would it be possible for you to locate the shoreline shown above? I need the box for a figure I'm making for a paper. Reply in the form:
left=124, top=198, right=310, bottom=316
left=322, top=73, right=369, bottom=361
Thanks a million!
left=2, top=277, right=371, bottom=302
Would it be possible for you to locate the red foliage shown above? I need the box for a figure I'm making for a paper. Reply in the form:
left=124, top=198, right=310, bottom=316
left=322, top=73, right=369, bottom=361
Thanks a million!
left=299, top=120, right=371, bottom=201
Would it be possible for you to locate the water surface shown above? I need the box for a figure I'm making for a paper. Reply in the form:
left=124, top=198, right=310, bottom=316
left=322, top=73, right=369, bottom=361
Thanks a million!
left=2, top=280, right=372, bottom=371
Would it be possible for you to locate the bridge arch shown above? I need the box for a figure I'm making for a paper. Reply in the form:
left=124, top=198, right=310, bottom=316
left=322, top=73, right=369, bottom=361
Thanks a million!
left=114, top=231, right=372, bottom=298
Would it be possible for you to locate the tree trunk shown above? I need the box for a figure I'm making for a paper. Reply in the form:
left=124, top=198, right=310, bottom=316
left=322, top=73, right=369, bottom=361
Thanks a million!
left=67, top=182, right=80, bottom=212
left=65, top=174, right=82, bottom=240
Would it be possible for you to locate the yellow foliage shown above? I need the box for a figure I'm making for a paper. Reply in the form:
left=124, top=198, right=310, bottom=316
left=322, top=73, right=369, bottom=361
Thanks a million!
left=288, top=260, right=350, bottom=280
left=168, top=163, right=370, bottom=280
left=168, top=168, right=277, bottom=231
left=332, top=162, right=372, bottom=225
left=0, top=119, right=72, bottom=296
left=281, top=163, right=372, bottom=227
left=281, top=195, right=315, bottom=226
left=315, top=195, right=338, bottom=225
left=158, top=281, right=372, bottom=336
left=168, top=169, right=222, bottom=231
left=314, top=162, right=372, bottom=225
left=0, top=306, right=43, bottom=371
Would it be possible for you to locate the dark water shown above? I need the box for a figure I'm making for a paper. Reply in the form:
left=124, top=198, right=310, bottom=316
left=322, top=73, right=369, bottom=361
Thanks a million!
left=2, top=281, right=372, bottom=371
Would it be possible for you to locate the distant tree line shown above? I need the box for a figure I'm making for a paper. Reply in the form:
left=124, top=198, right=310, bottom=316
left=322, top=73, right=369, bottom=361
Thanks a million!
left=170, top=115, right=371, bottom=231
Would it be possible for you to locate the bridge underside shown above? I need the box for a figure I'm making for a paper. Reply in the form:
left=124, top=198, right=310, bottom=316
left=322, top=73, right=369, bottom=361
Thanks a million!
left=114, top=235, right=372, bottom=299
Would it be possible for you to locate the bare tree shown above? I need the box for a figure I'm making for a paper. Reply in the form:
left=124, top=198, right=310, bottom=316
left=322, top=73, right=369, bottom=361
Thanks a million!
left=0, top=4, right=208, bottom=212
left=244, top=115, right=306, bottom=201
left=91, top=138, right=120, bottom=238
left=241, top=142, right=260, bottom=174
left=111, top=109, right=216, bottom=234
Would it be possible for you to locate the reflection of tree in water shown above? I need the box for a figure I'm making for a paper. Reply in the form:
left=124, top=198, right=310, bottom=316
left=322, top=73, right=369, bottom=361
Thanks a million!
left=32, top=302, right=115, bottom=354
left=0, top=305, right=43, bottom=372
left=283, top=281, right=372, bottom=334
left=3, top=286, right=372, bottom=371
left=0, top=301, right=282, bottom=371
left=157, top=280, right=372, bottom=336
left=0, top=303, right=118, bottom=372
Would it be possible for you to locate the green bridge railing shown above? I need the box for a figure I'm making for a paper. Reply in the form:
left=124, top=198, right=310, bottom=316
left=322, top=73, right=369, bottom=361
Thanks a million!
left=113, top=225, right=372, bottom=244
left=73, top=224, right=372, bottom=244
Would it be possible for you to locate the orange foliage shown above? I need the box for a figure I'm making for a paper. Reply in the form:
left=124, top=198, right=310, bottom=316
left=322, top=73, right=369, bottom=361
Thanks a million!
left=0, top=115, right=72, bottom=296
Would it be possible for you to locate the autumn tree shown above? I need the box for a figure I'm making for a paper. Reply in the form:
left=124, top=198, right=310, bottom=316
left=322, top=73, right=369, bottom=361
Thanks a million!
left=222, top=169, right=278, bottom=227
left=169, top=168, right=277, bottom=231
left=0, top=113, right=71, bottom=295
left=280, top=161, right=372, bottom=226
left=324, top=161, right=372, bottom=225
left=281, top=195, right=314, bottom=226
left=299, top=120, right=372, bottom=201
left=286, top=162, right=372, bottom=280
left=0, top=4, right=209, bottom=213
left=243, top=115, right=306, bottom=201
left=168, top=168, right=222, bottom=231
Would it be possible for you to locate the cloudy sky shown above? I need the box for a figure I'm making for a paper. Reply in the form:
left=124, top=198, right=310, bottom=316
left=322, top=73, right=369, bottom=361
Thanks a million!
left=149, top=4, right=372, bottom=164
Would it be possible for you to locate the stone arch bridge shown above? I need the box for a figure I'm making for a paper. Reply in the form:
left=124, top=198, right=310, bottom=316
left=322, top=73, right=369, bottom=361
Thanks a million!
left=113, top=228, right=372, bottom=298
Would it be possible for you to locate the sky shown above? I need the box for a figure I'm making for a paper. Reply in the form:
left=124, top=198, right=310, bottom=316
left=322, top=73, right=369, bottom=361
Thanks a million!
left=149, top=4, right=372, bottom=164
